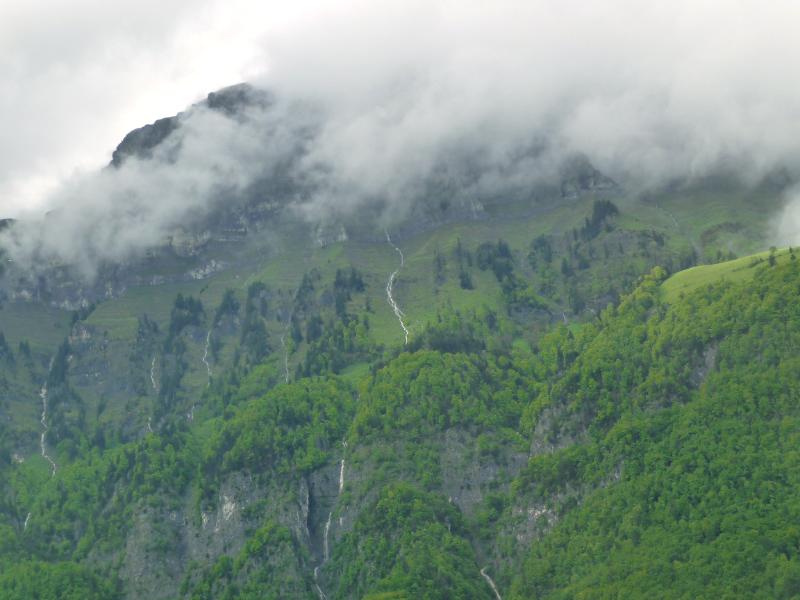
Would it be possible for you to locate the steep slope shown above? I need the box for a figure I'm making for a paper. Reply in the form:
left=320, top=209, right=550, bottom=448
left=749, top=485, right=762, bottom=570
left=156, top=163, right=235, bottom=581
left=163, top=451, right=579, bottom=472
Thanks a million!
left=0, top=86, right=795, bottom=598
left=2, top=246, right=800, bottom=597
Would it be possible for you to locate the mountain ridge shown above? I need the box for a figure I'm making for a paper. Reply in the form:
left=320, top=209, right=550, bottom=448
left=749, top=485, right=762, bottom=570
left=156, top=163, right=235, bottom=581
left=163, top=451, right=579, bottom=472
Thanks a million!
left=0, top=84, right=795, bottom=599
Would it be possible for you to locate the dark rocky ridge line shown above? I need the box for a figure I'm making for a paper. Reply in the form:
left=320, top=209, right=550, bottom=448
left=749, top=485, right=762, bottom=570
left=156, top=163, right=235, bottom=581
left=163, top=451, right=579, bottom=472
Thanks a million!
left=110, top=83, right=272, bottom=167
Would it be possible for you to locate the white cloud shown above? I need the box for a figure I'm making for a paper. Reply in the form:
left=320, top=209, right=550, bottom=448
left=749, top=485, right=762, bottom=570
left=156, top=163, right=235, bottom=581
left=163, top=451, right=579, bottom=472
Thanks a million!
left=0, top=0, right=323, bottom=216
left=5, top=0, right=800, bottom=270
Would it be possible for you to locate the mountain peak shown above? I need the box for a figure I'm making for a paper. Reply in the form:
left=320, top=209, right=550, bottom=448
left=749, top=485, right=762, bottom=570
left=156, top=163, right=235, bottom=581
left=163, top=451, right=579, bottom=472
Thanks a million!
left=110, top=83, right=271, bottom=167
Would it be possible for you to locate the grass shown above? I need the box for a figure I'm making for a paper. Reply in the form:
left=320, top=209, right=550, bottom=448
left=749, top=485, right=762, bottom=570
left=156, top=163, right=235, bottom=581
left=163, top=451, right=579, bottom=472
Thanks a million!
left=643, top=185, right=783, bottom=259
left=1, top=184, right=789, bottom=460
left=0, top=302, right=71, bottom=354
left=662, top=247, right=793, bottom=302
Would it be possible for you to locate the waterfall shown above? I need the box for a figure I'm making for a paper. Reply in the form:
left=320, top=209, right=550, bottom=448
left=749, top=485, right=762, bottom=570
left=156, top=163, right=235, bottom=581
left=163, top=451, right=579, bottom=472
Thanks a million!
left=39, top=362, right=57, bottom=477
left=323, top=511, right=333, bottom=562
left=150, top=355, right=158, bottom=391
left=480, top=567, right=502, bottom=600
left=385, top=230, right=410, bottom=345
left=201, top=329, right=212, bottom=384
left=315, top=440, right=347, bottom=597
left=313, top=567, right=328, bottom=600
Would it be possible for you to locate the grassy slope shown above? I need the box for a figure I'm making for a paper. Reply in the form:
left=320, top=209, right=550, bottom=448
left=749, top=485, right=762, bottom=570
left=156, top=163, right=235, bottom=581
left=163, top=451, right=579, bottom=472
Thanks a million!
left=0, top=185, right=786, bottom=459
left=642, top=183, right=783, bottom=258
left=28, top=186, right=787, bottom=353
left=0, top=302, right=71, bottom=353
left=662, top=247, right=793, bottom=302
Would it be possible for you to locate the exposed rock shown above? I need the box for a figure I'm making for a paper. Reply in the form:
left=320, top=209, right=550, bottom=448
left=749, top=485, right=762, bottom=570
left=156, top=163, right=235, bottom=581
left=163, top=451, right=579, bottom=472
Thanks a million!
left=559, top=154, right=618, bottom=198
left=111, top=83, right=271, bottom=167
left=691, top=342, right=718, bottom=387
left=440, top=428, right=526, bottom=517
left=111, top=116, right=180, bottom=167
left=119, top=471, right=313, bottom=600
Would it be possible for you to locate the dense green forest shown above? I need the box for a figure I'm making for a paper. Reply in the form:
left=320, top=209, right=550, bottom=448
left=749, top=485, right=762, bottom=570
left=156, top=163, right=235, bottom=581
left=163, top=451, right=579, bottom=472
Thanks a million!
left=1, top=192, right=798, bottom=598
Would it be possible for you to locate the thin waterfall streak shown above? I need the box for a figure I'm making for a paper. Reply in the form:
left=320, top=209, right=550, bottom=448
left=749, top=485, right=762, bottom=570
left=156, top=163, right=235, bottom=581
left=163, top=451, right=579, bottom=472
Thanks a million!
left=323, top=512, right=332, bottom=562
left=39, top=359, right=56, bottom=477
left=201, top=329, right=213, bottom=384
left=150, top=356, right=158, bottom=391
left=385, top=230, right=410, bottom=344
left=480, top=567, right=502, bottom=600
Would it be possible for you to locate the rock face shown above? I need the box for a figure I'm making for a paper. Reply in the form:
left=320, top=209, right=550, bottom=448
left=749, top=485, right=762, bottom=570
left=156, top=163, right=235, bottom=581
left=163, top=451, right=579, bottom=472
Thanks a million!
left=110, top=116, right=180, bottom=167
left=559, top=154, right=618, bottom=198
left=119, top=472, right=311, bottom=600
left=110, top=83, right=271, bottom=167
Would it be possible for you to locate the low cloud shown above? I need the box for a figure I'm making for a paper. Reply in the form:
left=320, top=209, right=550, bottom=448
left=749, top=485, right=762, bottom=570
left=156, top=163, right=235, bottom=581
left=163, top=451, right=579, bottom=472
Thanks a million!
left=2, top=101, right=307, bottom=277
left=6, top=0, right=800, bottom=274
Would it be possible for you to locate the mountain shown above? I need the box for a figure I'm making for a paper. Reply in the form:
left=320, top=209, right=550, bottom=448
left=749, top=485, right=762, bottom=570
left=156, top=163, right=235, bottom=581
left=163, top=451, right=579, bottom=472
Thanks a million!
left=0, top=87, right=795, bottom=598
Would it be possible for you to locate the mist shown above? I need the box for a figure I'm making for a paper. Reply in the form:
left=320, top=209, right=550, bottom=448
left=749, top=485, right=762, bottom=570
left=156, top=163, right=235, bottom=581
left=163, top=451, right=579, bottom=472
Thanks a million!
left=1, top=100, right=309, bottom=277
left=5, top=0, right=800, bottom=273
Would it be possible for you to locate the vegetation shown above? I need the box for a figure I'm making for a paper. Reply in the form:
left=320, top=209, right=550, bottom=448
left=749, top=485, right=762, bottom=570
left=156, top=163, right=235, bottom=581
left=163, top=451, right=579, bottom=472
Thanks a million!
left=330, top=483, right=493, bottom=599
left=0, top=188, right=797, bottom=598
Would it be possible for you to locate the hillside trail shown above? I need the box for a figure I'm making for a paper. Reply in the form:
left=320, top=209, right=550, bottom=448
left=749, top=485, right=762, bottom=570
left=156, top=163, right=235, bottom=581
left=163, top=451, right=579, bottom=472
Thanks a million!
left=385, top=230, right=410, bottom=345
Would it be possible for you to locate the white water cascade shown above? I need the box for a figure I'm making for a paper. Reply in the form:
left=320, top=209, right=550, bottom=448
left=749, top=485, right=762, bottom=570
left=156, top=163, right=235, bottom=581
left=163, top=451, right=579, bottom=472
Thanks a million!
left=39, top=362, right=57, bottom=477
left=23, top=512, right=31, bottom=531
left=322, top=451, right=347, bottom=561
left=201, top=329, right=213, bottom=384
left=150, top=356, right=158, bottom=392
left=385, top=230, right=409, bottom=345
left=313, top=567, right=328, bottom=600
left=323, top=512, right=333, bottom=562
left=480, top=567, right=502, bottom=600
left=315, top=441, right=347, bottom=598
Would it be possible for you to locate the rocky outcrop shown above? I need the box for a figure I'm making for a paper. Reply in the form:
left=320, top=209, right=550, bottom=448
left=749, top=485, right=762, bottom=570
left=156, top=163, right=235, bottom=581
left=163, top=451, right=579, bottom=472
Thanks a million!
left=110, top=83, right=271, bottom=167
left=110, top=116, right=180, bottom=167
left=559, top=154, right=618, bottom=198
left=120, top=471, right=313, bottom=599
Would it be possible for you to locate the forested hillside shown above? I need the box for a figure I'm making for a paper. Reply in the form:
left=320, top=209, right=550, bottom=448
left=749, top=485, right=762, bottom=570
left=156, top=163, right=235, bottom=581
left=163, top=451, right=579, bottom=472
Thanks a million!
left=0, top=94, right=791, bottom=598
left=2, top=214, right=800, bottom=597
left=7, top=0, right=800, bottom=596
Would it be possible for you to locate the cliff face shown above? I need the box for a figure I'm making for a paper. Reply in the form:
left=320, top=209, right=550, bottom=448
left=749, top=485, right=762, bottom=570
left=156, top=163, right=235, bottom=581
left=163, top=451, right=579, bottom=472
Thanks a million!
left=110, top=84, right=272, bottom=167
left=110, top=116, right=180, bottom=168
left=117, top=472, right=313, bottom=599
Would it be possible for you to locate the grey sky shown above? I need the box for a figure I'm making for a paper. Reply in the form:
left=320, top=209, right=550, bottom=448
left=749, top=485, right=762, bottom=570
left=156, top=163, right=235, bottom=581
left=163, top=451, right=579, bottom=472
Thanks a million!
left=3, top=0, right=800, bottom=266
left=0, top=0, right=317, bottom=216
